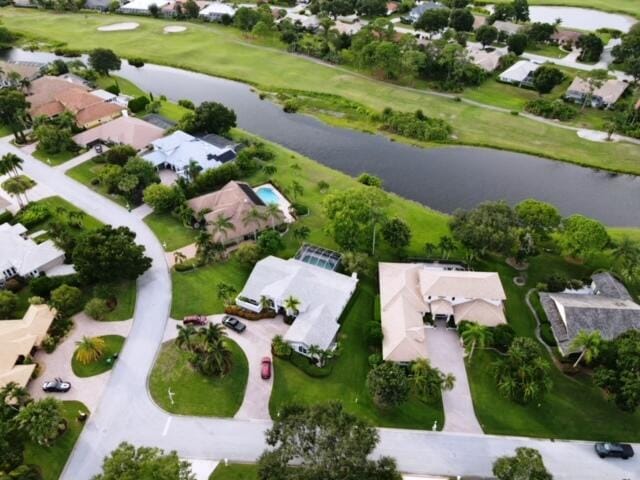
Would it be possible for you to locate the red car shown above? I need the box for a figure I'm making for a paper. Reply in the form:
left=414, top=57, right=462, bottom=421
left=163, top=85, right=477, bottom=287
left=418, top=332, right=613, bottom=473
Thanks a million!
left=261, top=357, right=272, bottom=380
left=183, top=315, right=207, bottom=326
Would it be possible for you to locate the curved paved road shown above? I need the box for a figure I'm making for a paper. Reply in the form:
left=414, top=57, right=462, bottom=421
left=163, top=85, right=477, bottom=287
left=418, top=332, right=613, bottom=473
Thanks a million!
left=4, top=142, right=639, bottom=480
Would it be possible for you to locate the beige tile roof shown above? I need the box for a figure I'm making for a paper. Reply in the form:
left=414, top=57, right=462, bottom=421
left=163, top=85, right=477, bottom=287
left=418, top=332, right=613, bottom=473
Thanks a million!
left=379, top=263, right=507, bottom=362
left=72, top=116, right=165, bottom=150
left=187, top=181, right=272, bottom=243
left=567, top=77, right=629, bottom=105
left=0, top=304, right=56, bottom=389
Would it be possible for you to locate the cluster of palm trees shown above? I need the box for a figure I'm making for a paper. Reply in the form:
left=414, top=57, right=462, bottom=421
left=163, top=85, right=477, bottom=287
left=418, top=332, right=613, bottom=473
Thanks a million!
left=0, top=152, right=31, bottom=208
left=424, top=235, right=456, bottom=260
left=176, top=323, right=233, bottom=378
left=410, top=358, right=455, bottom=403
left=612, top=236, right=640, bottom=283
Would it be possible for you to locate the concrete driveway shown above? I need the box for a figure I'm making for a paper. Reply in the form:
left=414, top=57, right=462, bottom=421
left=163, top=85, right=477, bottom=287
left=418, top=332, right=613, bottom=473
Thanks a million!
left=163, top=315, right=288, bottom=420
left=30, top=313, right=132, bottom=412
left=424, top=325, right=482, bottom=434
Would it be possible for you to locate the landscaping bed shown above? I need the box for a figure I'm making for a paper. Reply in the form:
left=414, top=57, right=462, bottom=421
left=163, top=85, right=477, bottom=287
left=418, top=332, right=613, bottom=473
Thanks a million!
left=149, top=338, right=248, bottom=417
left=72, top=335, right=125, bottom=377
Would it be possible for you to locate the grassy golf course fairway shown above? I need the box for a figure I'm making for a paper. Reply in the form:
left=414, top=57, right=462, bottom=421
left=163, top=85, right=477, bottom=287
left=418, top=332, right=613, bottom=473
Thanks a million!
left=4, top=8, right=640, bottom=174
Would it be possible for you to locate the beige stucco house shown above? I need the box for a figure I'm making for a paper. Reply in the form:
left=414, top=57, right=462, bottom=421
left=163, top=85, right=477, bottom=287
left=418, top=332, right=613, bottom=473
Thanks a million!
left=379, top=263, right=507, bottom=362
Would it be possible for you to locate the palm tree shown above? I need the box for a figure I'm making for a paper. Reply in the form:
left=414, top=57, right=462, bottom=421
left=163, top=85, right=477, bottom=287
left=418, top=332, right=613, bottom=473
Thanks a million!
left=209, top=214, right=235, bottom=244
left=461, top=323, right=491, bottom=361
left=262, top=164, right=277, bottom=176
left=438, top=236, right=455, bottom=260
left=0, top=381, right=31, bottom=411
left=290, top=180, right=304, bottom=200
left=194, top=207, right=212, bottom=228
left=424, top=242, right=437, bottom=258
left=307, top=344, right=323, bottom=364
left=264, top=203, right=284, bottom=228
left=175, top=324, right=196, bottom=351
left=293, top=226, right=310, bottom=242
left=0, top=153, right=24, bottom=179
left=410, top=358, right=455, bottom=401
left=283, top=295, right=301, bottom=317
left=195, top=230, right=212, bottom=258
left=2, top=177, right=26, bottom=208
left=74, top=336, right=107, bottom=365
left=570, top=330, right=603, bottom=368
left=242, top=206, right=266, bottom=240
left=174, top=203, right=195, bottom=227
left=195, top=324, right=233, bottom=377
left=613, top=237, right=640, bottom=281
left=173, top=251, right=187, bottom=265
left=259, top=295, right=272, bottom=312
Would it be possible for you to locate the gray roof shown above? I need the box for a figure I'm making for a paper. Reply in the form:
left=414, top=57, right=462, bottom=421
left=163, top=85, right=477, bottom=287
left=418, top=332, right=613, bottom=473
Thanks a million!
left=592, top=272, right=634, bottom=301
left=540, top=274, right=640, bottom=355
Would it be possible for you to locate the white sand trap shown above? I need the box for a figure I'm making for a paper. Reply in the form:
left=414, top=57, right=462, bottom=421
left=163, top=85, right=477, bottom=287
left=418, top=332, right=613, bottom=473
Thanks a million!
left=97, top=22, right=140, bottom=32
left=164, top=25, right=187, bottom=33
left=577, top=129, right=616, bottom=143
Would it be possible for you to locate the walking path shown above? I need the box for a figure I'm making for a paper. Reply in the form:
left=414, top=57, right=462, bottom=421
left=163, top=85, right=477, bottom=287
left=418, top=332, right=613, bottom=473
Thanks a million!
left=424, top=325, right=483, bottom=434
left=1, top=139, right=638, bottom=480
left=29, top=313, right=132, bottom=412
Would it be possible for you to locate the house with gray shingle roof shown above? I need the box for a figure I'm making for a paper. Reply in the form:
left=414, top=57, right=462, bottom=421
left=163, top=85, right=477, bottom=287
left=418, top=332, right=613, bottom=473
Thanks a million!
left=539, top=272, right=640, bottom=355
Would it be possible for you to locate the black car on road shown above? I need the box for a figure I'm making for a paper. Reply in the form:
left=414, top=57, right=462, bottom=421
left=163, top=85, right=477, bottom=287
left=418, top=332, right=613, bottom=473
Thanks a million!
left=595, top=442, right=634, bottom=459
left=222, top=315, right=246, bottom=333
left=42, top=378, right=71, bottom=393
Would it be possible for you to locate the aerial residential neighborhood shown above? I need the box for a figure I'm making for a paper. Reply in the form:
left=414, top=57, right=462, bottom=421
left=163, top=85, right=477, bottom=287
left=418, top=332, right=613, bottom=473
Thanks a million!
left=0, top=0, right=639, bottom=479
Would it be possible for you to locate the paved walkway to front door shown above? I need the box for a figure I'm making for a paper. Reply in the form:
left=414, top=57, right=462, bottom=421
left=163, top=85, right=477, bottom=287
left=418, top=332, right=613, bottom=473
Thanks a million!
left=424, top=325, right=483, bottom=434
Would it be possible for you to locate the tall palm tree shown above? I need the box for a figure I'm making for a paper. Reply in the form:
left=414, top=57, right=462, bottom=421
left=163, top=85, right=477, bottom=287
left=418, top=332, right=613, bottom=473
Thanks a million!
left=461, top=323, right=491, bottom=361
left=209, top=213, right=235, bottom=244
left=195, top=230, right=212, bottom=258
left=242, top=207, right=266, bottom=240
left=283, top=295, right=301, bottom=317
left=264, top=203, right=284, bottom=229
left=75, top=336, right=107, bottom=365
left=438, top=236, right=455, bottom=260
left=424, top=242, right=437, bottom=258
left=293, top=226, right=310, bottom=242
left=612, top=236, right=640, bottom=281
left=2, top=177, right=26, bottom=208
left=570, top=330, right=603, bottom=368
left=307, top=344, right=322, bottom=364
left=0, top=153, right=24, bottom=178
left=175, top=324, right=197, bottom=351
left=259, top=295, right=272, bottom=312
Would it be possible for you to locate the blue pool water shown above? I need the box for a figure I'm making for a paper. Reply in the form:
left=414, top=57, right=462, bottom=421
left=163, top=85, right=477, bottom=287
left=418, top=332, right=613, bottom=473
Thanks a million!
left=256, top=186, right=280, bottom=205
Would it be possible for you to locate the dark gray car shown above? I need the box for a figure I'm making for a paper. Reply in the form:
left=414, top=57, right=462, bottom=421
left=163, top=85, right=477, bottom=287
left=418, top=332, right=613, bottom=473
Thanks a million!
left=222, top=315, right=246, bottom=333
left=595, top=442, right=634, bottom=459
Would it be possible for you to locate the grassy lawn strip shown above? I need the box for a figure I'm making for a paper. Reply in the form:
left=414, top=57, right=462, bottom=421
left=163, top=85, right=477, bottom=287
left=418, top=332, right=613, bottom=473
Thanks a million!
left=270, top=280, right=445, bottom=430
left=32, top=147, right=80, bottom=166
left=66, top=159, right=128, bottom=207
left=210, top=463, right=258, bottom=480
left=149, top=338, right=248, bottom=417
left=27, top=195, right=103, bottom=231
left=71, top=334, right=125, bottom=377
left=6, top=8, right=640, bottom=175
left=23, top=400, right=89, bottom=480
left=103, top=280, right=137, bottom=321
left=145, top=212, right=199, bottom=251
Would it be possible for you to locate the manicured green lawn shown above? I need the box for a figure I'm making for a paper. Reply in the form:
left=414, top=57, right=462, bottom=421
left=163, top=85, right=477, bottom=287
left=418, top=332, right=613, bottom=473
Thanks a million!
left=145, top=212, right=199, bottom=251
left=171, top=258, right=252, bottom=318
left=23, top=400, right=89, bottom=480
left=6, top=8, right=640, bottom=174
left=103, top=280, right=137, bottom=321
left=66, top=159, right=128, bottom=207
left=32, top=147, right=80, bottom=166
left=270, top=280, right=445, bottom=430
left=22, top=195, right=103, bottom=237
left=210, top=463, right=258, bottom=480
left=525, top=43, right=568, bottom=59
left=149, top=338, right=248, bottom=417
left=71, top=334, right=125, bottom=377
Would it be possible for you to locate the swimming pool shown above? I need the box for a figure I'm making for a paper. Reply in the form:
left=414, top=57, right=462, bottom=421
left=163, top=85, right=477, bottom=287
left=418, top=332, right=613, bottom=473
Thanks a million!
left=255, top=186, right=280, bottom=205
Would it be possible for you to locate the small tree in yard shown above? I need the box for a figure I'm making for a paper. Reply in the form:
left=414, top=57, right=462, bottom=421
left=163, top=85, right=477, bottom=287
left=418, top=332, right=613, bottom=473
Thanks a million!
left=50, top=284, right=83, bottom=318
left=532, top=65, right=564, bottom=94
left=381, top=217, right=412, bottom=250
left=493, top=337, right=553, bottom=404
left=15, top=398, right=64, bottom=446
left=475, top=25, right=498, bottom=47
left=84, top=298, right=110, bottom=321
left=93, top=442, right=195, bottom=480
left=461, top=322, right=492, bottom=361
left=577, top=33, right=604, bottom=63
left=558, top=214, right=609, bottom=261
left=0, top=290, right=17, bottom=319
left=507, top=33, right=528, bottom=55
left=410, top=358, right=455, bottom=403
left=88, top=48, right=121, bottom=76
left=216, top=282, right=238, bottom=307
left=493, top=447, right=552, bottom=480
left=367, top=362, right=410, bottom=409
left=258, top=402, right=402, bottom=480
left=143, top=184, right=183, bottom=212
left=570, top=330, right=602, bottom=368
left=75, top=335, right=107, bottom=365
left=190, top=101, right=237, bottom=135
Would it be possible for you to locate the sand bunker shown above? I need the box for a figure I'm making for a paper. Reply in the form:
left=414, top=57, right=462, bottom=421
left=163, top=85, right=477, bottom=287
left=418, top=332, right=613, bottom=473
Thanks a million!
left=164, top=25, right=187, bottom=33
left=97, top=22, right=140, bottom=32
left=577, top=129, right=616, bottom=143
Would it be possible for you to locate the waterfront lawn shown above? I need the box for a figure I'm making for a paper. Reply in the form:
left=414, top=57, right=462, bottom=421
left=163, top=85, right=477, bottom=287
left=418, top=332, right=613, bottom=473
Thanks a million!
left=32, top=147, right=80, bottom=166
left=149, top=338, right=248, bottom=417
left=210, top=464, right=258, bottom=480
left=270, top=280, right=445, bottom=430
left=23, top=401, right=89, bottom=480
left=145, top=212, right=199, bottom=251
left=6, top=8, right=640, bottom=174
left=71, top=335, right=125, bottom=377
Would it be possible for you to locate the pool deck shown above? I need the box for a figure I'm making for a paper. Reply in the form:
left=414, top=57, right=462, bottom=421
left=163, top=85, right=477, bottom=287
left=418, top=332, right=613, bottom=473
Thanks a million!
left=253, top=183, right=295, bottom=224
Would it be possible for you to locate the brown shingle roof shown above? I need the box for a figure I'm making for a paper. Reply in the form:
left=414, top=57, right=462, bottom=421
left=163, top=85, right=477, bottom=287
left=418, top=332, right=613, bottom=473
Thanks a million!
left=74, top=101, right=122, bottom=127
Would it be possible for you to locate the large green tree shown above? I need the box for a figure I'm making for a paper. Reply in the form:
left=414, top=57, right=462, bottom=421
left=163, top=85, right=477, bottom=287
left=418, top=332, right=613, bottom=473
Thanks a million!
left=258, top=402, right=402, bottom=480
left=450, top=200, right=518, bottom=256
left=532, top=65, right=564, bottom=94
left=0, top=89, right=29, bottom=143
left=72, top=226, right=152, bottom=283
left=594, top=330, right=640, bottom=412
left=515, top=198, right=561, bottom=242
left=366, top=362, right=410, bottom=409
left=493, top=447, right=552, bottom=480
left=49, top=284, right=83, bottom=318
left=558, top=214, right=609, bottom=260
left=88, top=48, right=121, bottom=76
left=189, top=101, right=237, bottom=135
left=92, top=442, right=195, bottom=480
left=0, top=290, right=17, bottom=319
left=415, top=8, right=450, bottom=36
left=381, top=217, right=412, bottom=250
left=14, top=398, right=64, bottom=446
left=323, top=187, right=389, bottom=252
left=577, top=33, right=604, bottom=63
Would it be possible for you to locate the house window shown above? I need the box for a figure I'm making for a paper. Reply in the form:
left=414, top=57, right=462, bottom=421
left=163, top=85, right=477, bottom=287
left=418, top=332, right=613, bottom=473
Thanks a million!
left=452, top=297, right=455, bottom=301
left=298, top=346, right=307, bottom=354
